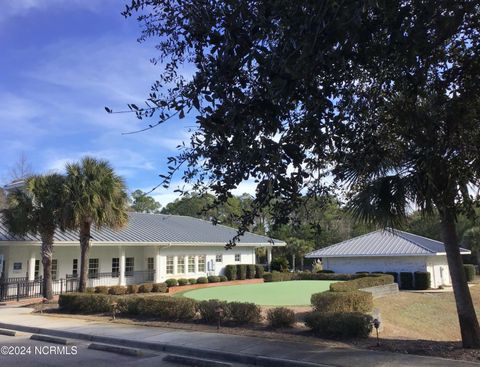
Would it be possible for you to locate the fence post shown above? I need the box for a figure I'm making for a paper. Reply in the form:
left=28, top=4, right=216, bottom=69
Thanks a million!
left=16, top=282, right=20, bottom=302
left=60, top=279, right=63, bottom=294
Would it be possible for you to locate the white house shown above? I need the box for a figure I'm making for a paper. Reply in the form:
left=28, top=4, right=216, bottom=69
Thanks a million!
left=305, top=229, right=470, bottom=288
left=0, top=212, right=284, bottom=288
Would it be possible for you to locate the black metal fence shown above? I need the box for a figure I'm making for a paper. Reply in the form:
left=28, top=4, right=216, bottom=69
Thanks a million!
left=0, top=277, right=79, bottom=302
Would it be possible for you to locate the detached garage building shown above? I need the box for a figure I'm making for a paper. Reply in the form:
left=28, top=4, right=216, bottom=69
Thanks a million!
left=306, top=229, right=470, bottom=288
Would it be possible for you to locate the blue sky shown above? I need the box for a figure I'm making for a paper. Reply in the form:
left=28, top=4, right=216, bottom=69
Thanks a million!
left=0, top=1, right=258, bottom=206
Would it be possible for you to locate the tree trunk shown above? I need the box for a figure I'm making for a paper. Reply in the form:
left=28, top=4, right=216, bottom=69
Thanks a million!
left=40, top=232, right=54, bottom=300
left=78, top=221, right=91, bottom=292
left=442, top=210, right=480, bottom=348
left=300, top=257, right=304, bottom=271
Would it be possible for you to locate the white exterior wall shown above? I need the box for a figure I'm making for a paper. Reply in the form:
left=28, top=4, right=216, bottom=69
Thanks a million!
left=323, top=255, right=450, bottom=288
left=0, top=243, right=258, bottom=284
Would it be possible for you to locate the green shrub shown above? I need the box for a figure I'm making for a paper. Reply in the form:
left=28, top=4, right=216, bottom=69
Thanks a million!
left=94, top=286, right=109, bottom=294
left=108, top=286, right=127, bottom=295
left=414, top=272, right=431, bottom=290
left=197, top=299, right=230, bottom=323
left=165, top=278, right=178, bottom=287
left=263, top=271, right=294, bottom=282
left=400, top=272, right=414, bottom=290
left=311, top=291, right=373, bottom=313
left=305, top=312, right=373, bottom=338
left=127, top=284, right=139, bottom=294
left=117, top=296, right=145, bottom=315
left=177, top=278, right=189, bottom=286
left=197, top=277, right=208, bottom=284
left=228, top=302, right=262, bottom=324
left=152, top=283, right=168, bottom=293
left=225, top=265, right=237, bottom=281
left=138, top=283, right=153, bottom=293
left=270, top=257, right=289, bottom=272
left=207, top=275, right=220, bottom=283
left=266, top=307, right=296, bottom=328
left=136, top=296, right=197, bottom=321
left=86, top=287, right=95, bottom=293
left=255, top=265, right=264, bottom=278
left=188, top=278, right=197, bottom=285
left=329, top=274, right=394, bottom=292
left=385, top=272, right=398, bottom=283
left=318, top=270, right=334, bottom=273
left=294, top=272, right=359, bottom=281
left=59, top=293, right=112, bottom=314
left=247, top=265, right=256, bottom=279
left=464, top=264, right=476, bottom=282
left=237, top=265, right=247, bottom=280
left=219, top=275, right=228, bottom=282
left=355, top=271, right=370, bottom=274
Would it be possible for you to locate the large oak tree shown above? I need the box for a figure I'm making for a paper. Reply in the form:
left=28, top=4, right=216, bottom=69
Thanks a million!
left=122, top=1, right=480, bottom=347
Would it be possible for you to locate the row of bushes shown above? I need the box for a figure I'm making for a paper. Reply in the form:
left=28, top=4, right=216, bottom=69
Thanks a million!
left=262, top=271, right=387, bottom=283
left=329, top=274, right=394, bottom=292
left=58, top=293, right=295, bottom=328
left=89, top=283, right=168, bottom=295
left=224, top=264, right=264, bottom=281
left=165, top=275, right=228, bottom=287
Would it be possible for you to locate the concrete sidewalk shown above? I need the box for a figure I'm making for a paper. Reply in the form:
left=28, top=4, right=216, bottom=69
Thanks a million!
left=0, top=306, right=476, bottom=367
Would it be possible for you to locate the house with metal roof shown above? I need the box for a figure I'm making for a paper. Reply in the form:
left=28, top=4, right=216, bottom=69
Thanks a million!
left=0, top=212, right=284, bottom=289
left=305, top=229, right=470, bottom=288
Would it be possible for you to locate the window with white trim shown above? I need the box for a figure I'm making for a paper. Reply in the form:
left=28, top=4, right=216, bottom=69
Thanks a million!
left=177, top=256, right=185, bottom=274
left=188, top=256, right=195, bottom=273
left=125, top=257, right=134, bottom=276
left=72, top=259, right=78, bottom=278
left=198, top=255, right=206, bottom=272
left=112, top=258, right=119, bottom=277
left=166, top=256, right=174, bottom=274
left=235, top=254, right=241, bottom=262
left=215, top=254, right=222, bottom=263
left=88, top=258, right=99, bottom=278
left=51, top=259, right=58, bottom=280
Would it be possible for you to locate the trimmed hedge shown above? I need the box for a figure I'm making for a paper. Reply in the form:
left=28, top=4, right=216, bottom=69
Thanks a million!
left=263, top=271, right=294, bottom=282
left=138, top=283, right=153, bottom=293
left=318, top=270, right=334, bottom=273
left=132, top=296, right=197, bottom=321
left=464, top=264, right=476, bottom=282
left=255, top=264, right=264, bottom=279
left=266, top=307, right=296, bottom=328
left=197, top=299, right=230, bottom=323
left=400, top=272, right=414, bottom=290
left=95, top=286, right=109, bottom=294
left=228, top=302, right=262, bottom=324
left=197, top=277, right=208, bottom=284
left=152, top=283, right=168, bottom=293
left=127, top=284, right=139, bottom=294
left=329, top=274, right=394, bottom=292
left=305, top=312, right=373, bottom=338
left=311, top=291, right=373, bottom=313
left=108, top=286, right=127, bottom=295
left=219, top=275, right=228, bottom=282
left=238, top=265, right=247, bottom=280
left=414, top=272, right=431, bottom=290
left=225, top=265, right=237, bottom=281
left=165, top=278, right=178, bottom=287
left=208, top=275, right=221, bottom=283
left=177, top=278, right=189, bottom=286
left=385, top=272, right=398, bottom=283
left=188, top=278, right=197, bottom=285
left=247, top=265, right=256, bottom=279
left=59, top=293, right=112, bottom=314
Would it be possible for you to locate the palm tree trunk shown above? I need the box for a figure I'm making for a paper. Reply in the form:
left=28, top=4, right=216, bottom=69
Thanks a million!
left=78, top=221, right=91, bottom=292
left=442, top=209, right=480, bottom=348
left=300, top=256, right=304, bottom=271
left=40, top=232, right=54, bottom=300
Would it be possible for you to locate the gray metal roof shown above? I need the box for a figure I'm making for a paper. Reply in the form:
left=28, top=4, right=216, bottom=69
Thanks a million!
left=305, top=229, right=470, bottom=258
left=0, top=212, right=284, bottom=246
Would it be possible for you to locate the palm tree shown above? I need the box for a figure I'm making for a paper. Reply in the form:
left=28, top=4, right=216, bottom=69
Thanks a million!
left=2, top=174, right=65, bottom=299
left=63, top=157, right=128, bottom=292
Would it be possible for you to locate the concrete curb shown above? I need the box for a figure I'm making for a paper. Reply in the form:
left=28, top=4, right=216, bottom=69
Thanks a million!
left=0, top=322, right=333, bottom=367
left=0, top=329, right=16, bottom=336
left=163, top=354, right=232, bottom=367
left=30, top=334, right=70, bottom=345
left=88, top=342, right=143, bottom=357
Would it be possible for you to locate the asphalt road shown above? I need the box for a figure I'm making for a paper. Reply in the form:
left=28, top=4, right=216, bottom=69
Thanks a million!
left=0, top=333, right=247, bottom=367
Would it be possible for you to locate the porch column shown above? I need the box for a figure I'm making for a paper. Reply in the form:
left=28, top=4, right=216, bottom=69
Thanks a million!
left=27, top=251, right=36, bottom=281
left=173, top=256, right=178, bottom=275
left=119, top=247, right=126, bottom=286
left=154, top=247, right=162, bottom=283
left=194, top=255, right=199, bottom=273
left=184, top=255, right=189, bottom=275
left=267, top=247, right=272, bottom=272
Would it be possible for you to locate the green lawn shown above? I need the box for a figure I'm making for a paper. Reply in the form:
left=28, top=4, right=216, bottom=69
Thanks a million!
left=176, top=280, right=336, bottom=306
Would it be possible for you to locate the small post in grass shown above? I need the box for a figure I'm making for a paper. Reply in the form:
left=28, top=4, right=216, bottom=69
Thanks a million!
left=372, top=308, right=381, bottom=347
left=111, top=301, right=118, bottom=321
left=215, top=305, right=224, bottom=331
